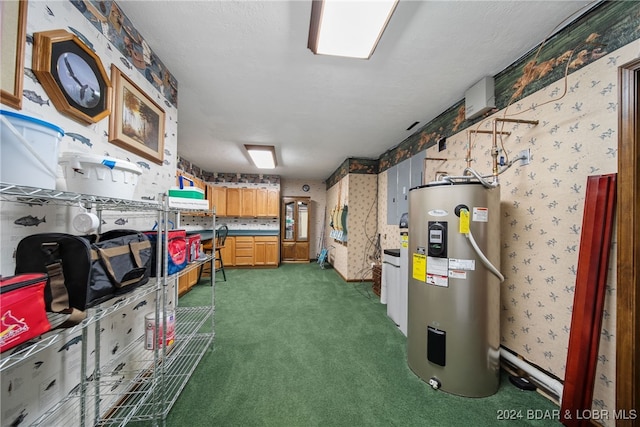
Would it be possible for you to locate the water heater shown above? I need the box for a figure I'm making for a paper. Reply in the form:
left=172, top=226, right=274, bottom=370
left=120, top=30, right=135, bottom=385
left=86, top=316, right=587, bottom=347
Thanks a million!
left=407, top=181, right=501, bottom=397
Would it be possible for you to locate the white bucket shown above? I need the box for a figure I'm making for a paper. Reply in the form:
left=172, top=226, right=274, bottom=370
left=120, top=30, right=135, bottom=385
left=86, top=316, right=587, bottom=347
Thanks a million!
left=145, top=310, right=175, bottom=350
left=58, top=152, right=142, bottom=200
left=0, top=110, right=64, bottom=190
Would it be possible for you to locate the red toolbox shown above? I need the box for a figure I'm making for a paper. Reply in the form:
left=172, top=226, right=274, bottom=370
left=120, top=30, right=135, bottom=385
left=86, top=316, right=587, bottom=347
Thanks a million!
left=0, top=273, right=51, bottom=352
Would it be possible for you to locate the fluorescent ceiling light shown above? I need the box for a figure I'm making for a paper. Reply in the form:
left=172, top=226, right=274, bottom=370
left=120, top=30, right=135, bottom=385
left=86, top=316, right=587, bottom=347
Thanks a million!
left=245, top=144, right=277, bottom=169
left=308, top=0, right=399, bottom=59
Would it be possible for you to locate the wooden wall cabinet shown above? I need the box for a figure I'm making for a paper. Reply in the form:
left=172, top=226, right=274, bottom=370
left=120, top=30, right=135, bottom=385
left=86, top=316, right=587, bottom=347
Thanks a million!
left=225, top=188, right=259, bottom=217
left=226, top=188, right=242, bottom=216
left=281, top=196, right=310, bottom=263
left=241, top=188, right=256, bottom=217
left=207, top=184, right=227, bottom=216
left=255, top=187, right=279, bottom=217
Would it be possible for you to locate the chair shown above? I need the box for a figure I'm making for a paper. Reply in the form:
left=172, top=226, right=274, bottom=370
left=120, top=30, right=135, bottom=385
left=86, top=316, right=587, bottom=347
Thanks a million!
left=214, top=225, right=228, bottom=282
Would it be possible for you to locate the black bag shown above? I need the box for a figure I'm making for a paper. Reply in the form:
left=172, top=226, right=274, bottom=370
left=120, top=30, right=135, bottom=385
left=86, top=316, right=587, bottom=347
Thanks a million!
left=15, top=230, right=152, bottom=311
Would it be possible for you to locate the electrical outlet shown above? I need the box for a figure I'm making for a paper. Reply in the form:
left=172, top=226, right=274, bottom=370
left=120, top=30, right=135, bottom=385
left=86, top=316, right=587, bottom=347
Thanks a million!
left=519, top=149, right=531, bottom=166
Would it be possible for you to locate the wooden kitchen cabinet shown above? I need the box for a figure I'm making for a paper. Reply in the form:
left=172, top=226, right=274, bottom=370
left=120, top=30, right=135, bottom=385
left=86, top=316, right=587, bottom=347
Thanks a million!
left=281, top=196, right=310, bottom=263
left=207, top=184, right=227, bottom=216
left=226, top=188, right=257, bottom=217
left=254, top=236, right=279, bottom=266
left=234, top=236, right=255, bottom=266
left=241, top=188, right=256, bottom=217
left=255, top=187, right=279, bottom=217
left=220, top=236, right=235, bottom=267
left=178, top=267, right=200, bottom=296
left=226, top=188, right=242, bottom=216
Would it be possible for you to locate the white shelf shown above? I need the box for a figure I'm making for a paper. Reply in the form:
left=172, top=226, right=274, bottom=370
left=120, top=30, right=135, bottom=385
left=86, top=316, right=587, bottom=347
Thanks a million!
left=0, top=183, right=215, bottom=426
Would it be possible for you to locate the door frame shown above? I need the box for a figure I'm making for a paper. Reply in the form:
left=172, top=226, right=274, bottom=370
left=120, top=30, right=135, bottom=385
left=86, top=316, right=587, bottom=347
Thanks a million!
left=617, top=59, right=639, bottom=425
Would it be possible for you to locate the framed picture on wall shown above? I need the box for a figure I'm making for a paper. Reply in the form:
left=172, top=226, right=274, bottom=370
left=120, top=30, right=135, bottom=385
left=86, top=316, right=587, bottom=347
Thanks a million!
left=0, top=0, right=28, bottom=110
left=109, top=64, right=165, bottom=164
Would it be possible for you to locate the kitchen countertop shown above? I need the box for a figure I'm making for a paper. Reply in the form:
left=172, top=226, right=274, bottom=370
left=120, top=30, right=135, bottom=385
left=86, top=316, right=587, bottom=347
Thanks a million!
left=187, top=229, right=279, bottom=240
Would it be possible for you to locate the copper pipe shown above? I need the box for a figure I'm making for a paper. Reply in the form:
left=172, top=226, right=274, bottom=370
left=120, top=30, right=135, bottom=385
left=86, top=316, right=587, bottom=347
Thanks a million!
left=492, top=119, right=499, bottom=183
left=466, top=130, right=472, bottom=168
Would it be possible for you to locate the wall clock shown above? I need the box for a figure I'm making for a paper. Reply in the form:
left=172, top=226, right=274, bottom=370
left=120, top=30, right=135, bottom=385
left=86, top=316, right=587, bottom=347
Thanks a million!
left=32, top=29, right=111, bottom=124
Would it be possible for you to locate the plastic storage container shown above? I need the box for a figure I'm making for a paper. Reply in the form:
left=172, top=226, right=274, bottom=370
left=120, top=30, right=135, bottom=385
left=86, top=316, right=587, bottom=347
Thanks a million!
left=145, top=310, right=175, bottom=350
left=0, top=110, right=64, bottom=189
left=58, top=152, right=142, bottom=199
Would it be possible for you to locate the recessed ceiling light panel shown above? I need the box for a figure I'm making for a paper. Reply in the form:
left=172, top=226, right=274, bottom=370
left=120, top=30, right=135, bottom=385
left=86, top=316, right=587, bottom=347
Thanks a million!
left=245, top=144, right=277, bottom=169
left=308, top=0, right=399, bottom=59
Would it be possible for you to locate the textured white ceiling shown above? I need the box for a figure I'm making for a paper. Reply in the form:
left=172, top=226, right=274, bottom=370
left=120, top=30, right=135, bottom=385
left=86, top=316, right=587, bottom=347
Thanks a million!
left=118, top=0, right=594, bottom=180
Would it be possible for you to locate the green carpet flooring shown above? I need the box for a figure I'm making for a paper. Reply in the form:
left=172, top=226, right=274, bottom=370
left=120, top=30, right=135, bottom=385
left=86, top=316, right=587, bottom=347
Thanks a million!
left=163, top=263, right=561, bottom=426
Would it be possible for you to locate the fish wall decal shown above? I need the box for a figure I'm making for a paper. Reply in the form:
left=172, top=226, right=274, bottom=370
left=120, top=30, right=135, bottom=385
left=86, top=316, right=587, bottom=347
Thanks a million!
left=14, top=215, right=46, bottom=227
left=23, top=90, right=49, bottom=106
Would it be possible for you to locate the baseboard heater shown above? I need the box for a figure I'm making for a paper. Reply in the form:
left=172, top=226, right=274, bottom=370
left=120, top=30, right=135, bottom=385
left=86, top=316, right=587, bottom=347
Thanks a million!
left=500, top=346, right=563, bottom=403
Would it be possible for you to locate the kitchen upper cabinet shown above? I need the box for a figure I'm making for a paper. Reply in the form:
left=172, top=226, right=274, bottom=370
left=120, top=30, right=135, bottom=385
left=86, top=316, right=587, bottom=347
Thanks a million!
left=256, top=187, right=279, bottom=217
left=226, top=188, right=241, bottom=216
left=241, top=188, right=256, bottom=217
left=225, top=187, right=278, bottom=218
left=207, top=184, right=227, bottom=216
left=281, top=196, right=310, bottom=263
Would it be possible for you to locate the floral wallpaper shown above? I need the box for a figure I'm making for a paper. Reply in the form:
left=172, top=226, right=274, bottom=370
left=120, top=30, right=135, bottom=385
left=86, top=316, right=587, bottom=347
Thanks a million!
left=419, top=40, right=638, bottom=424
left=346, top=174, right=378, bottom=281
left=325, top=174, right=378, bottom=281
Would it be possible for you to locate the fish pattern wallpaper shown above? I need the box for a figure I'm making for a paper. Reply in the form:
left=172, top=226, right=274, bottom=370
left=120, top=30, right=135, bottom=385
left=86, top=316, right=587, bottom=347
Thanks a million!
left=68, top=0, right=178, bottom=107
left=0, top=1, right=180, bottom=425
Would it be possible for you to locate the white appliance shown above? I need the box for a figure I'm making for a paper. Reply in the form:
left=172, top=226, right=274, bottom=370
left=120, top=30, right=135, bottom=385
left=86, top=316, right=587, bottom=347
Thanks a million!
left=383, top=249, right=401, bottom=326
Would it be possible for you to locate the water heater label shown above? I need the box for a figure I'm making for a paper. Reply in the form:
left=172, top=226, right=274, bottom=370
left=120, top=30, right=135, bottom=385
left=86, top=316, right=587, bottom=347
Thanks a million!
left=426, top=273, right=448, bottom=287
left=472, top=207, right=489, bottom=222
left=412, top=253, right=427, bottom=281
left=449, top=258, right=476, bottom=270
left=428, top=209, right=448, bottom=217
left=448, top=270, right=467, bottom=279
left=427, top=256, right=448, bottom=276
